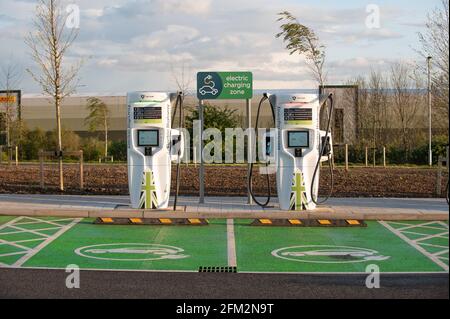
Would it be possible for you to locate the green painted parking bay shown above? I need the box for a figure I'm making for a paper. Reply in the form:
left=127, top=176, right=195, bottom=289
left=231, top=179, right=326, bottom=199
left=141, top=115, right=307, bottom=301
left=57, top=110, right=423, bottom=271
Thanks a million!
left=8, top=217, right=228, bottom=271
left=0, top=216, right=448, bottom=273
left=234, top=220, right=447, bottom=273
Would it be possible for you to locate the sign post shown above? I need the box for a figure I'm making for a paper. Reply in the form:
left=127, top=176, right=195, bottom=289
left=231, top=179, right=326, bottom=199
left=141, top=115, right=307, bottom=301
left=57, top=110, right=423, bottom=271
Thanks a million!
left=0, top=91, right=22, bottom=163
left=197, top=72, right=253, bottom=204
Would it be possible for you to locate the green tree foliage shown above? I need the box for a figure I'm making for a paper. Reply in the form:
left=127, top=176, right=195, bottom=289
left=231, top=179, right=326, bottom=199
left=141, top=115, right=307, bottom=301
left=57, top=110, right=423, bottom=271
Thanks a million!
left=276, top=11, right=326, bottom=85
left=85, top=97, right=110, bottom=157
left=109, top=140, right=127, bottom=162
left=82, top=137, right=104, bottom=162
left=22, top=128, right=46, bottom=160
left=46, top=127, right=80, bottom=152
left=185, top=103, right=239, bottom=135
left=185, top=103, right=240, bottom=161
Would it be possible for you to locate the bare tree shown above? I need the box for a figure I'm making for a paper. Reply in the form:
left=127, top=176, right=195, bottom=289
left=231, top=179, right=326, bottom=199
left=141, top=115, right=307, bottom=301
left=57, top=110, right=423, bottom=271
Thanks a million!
left=170, top=62, right=193, bottom=98
left=349, top=76, right=369, bottom=144
left=276, top=11, right=327, bottom=86
left=350, top=71, right=389, bottom=147
left=25, top=0, right=82, bottom=191
left=390, top=63, right=424, bottom=161
left=367, top=70, right=389, bottom=147
left=417, top=0, right=449, bottom=129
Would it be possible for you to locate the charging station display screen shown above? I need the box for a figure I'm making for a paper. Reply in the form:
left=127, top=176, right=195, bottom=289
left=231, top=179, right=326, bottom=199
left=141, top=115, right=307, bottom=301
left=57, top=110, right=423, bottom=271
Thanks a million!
left=138, top=130, right=159, bottom=147
left=288, top=131, right=309, bottom=148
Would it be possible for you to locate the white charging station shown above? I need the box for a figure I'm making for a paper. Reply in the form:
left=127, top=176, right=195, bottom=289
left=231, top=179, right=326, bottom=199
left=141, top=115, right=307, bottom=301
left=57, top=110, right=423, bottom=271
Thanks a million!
left=269, top=93, right=332, bottom=211
left=127, top=92, right=184, bottom=210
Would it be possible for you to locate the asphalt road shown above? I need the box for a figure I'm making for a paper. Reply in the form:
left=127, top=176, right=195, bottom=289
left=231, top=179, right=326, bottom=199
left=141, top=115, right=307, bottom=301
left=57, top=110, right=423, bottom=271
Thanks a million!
left=0, top=268, right=448, bottom=299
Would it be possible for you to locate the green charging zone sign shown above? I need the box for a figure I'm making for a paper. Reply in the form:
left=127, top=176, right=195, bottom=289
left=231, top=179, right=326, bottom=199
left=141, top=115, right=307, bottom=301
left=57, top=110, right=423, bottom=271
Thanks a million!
left=197, top=72, right=253, bottom=100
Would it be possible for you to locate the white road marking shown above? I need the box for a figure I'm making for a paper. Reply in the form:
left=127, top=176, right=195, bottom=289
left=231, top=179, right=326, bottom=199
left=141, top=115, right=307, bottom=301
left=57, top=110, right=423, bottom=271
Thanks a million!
left=0, top=251, right=28, bottom=258
left=396, top=221, right=448, bottom=232
left=0, top=238, right=31, bottom=251
left=0, top=264, right=447, bottom=275
left=438, top=221, right=449, bottom=229
left=433, top=250, right=449, bottom=257
left=0, top=226, right=64, bottom=237
left=227, top=219, right=237, bottom=267
left=419, top=243, right=448, bottom=249
left=0, top=227, right=57, bottom=236
left=380, top=221, right=449, bottom=272
left=401, top=230, right=438, bottom=237
left=0, top=217, right=26, bottom=231
left=414, top=231, right=449, bottom=243
left=12, top=218, right=82, bottom=267
left=13, top=217, right=76, bottom=227
left=5, top=225, right=54, bottom=238
left=0, top=217, right=81, bottom=267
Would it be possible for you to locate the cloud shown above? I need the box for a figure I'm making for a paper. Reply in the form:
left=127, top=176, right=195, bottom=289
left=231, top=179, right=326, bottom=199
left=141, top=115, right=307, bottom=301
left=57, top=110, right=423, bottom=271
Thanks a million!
left=155, top=0, right=211, bottom=15
left=130, top=25, right=201, bottom=50
left=334, top=28, right=404, bottom=45
left=0, top=0, right=431, bottom=93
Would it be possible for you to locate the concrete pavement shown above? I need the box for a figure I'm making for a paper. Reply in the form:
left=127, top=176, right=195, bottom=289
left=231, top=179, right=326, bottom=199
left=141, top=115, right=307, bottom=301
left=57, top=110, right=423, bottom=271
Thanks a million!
left=0, top=194, right=448, bottom=220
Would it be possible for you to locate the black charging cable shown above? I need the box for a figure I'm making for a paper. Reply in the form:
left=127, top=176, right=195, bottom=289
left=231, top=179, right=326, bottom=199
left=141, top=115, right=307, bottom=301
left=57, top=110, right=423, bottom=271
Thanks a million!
left=248, top=93, right=276, bottom=208
left=172, top=92, right=184, bottom=211
left=311, top=93, right=334, bottom=205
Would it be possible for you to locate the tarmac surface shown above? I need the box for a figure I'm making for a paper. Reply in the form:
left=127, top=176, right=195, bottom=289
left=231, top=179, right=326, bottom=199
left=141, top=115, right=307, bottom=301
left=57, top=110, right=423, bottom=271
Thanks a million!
left=0, top=268, right=447, bottom=299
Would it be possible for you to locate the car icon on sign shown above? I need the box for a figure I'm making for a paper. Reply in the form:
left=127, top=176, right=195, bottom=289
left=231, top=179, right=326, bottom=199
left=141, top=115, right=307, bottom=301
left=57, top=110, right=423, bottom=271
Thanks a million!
left=199, top=85, right=219, bottom=96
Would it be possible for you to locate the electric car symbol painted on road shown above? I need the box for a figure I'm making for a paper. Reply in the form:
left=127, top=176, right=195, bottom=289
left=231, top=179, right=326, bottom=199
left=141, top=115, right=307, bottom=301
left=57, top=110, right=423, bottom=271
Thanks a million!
left=75, top=243, right=189, bottom=261
left=272, top=245, right=390, bottom=264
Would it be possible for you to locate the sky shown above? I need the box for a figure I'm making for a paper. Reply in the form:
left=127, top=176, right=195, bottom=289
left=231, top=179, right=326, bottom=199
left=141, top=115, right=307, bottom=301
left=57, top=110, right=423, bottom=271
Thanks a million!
left=0, top=0, right=443, bottom=95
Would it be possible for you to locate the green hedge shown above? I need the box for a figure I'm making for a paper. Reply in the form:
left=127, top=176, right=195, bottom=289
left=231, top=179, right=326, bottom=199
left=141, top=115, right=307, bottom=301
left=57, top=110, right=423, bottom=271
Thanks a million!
left=333, top=135, right=448, bottom=165
left=109, top=140, right=127, bottom=162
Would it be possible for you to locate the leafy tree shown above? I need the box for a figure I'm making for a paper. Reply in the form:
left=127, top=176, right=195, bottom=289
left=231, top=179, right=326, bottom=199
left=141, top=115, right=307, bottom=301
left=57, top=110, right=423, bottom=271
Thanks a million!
left=46, top=127, right=80, bottom=153
left=82, top=137, right=103, bottom=162
left=109, top=140, right=127, bottom=162
left=84, top=97, right=110, bottom=158
left=185, top=104, right=240, bottom=160
left=185, top=103, right=239, bottom=135
left=22, top=128, right=46, bottom=160
left=276, top=11, right=326, bottom=86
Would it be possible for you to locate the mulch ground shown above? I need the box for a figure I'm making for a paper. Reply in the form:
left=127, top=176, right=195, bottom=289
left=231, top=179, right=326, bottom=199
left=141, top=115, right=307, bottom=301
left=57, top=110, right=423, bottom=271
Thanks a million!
left=0, top=164, right=448, bottom=198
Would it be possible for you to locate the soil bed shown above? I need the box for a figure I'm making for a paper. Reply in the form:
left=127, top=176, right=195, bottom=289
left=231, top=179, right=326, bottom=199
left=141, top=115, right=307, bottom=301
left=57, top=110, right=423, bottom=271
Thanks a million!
left=0, top=164, right=447, bottom=198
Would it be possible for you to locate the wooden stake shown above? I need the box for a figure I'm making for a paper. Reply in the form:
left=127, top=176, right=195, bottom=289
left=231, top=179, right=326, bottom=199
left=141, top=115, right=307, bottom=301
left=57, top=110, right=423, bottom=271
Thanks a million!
left=79, top=150, right=84, bottom=190
left=365, top=147, right=368, bottom=167
left=345, top=144, right=349, bottom=171
left=39, top=150, right=44, bottom=189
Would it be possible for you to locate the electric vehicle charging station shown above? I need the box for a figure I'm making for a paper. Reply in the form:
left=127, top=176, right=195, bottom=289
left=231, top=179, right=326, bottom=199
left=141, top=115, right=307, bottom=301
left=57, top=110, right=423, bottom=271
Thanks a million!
left=127, top=92, right=184, bottom=210
left=250, top=93, right=334, bottom=211
left=272, top=93, right=333, bottom=211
